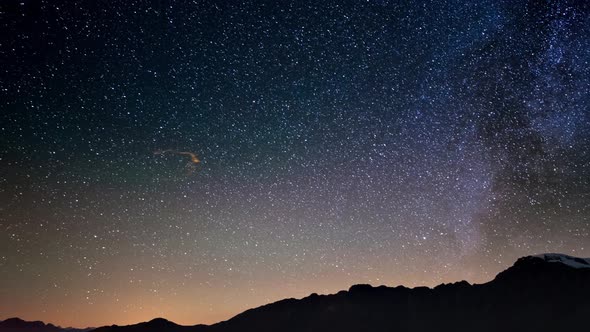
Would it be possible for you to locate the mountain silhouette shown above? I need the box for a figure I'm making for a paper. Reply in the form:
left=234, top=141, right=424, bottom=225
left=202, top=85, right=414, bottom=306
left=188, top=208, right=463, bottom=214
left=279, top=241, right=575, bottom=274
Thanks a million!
left=0, top=318, right=93, bottom=332
left=201, top=254, right=590, bottom=332
left=91, top=318, right=207, bottom=332
left=4, top=254, right=590, bottom=332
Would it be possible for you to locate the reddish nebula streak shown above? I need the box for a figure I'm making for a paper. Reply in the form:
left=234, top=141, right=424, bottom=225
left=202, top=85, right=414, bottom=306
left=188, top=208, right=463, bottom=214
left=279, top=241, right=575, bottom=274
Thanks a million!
left=154, top=149, right=201, bottom=164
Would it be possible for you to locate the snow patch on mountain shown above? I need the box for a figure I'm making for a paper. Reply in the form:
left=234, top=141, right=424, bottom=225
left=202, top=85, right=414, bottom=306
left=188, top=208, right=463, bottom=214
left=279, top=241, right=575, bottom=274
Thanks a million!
left=532, top=253, right=590, bottom=269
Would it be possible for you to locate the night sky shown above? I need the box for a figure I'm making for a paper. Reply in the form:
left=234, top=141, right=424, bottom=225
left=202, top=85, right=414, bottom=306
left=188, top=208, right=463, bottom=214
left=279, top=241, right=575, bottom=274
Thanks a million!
left=1, top=0, right=589, bottom=327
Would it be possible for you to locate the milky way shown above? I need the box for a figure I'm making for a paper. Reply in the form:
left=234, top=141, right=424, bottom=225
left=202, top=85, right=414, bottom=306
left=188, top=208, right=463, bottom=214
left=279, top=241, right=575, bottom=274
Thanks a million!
left=1, top=0, right=589, bottom=327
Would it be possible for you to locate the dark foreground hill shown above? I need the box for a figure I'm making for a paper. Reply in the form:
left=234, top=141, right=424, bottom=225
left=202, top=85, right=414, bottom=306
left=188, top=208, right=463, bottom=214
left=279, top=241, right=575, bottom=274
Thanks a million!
left=5, top=254, right=590, bottom=332
left=202, top=253, right=590, bottom=332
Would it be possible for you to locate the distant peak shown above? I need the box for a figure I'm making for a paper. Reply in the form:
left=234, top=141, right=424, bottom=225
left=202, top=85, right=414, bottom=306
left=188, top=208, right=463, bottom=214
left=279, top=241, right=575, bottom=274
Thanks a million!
left=349, top=284, right=374, bottom=292
left=0, top=318, right=45, bottom=327
left=149, top=318, right=169, bottom=322
left=147, top=318, right=177, bottom=326
left=530, top=253, right=590, bottom=269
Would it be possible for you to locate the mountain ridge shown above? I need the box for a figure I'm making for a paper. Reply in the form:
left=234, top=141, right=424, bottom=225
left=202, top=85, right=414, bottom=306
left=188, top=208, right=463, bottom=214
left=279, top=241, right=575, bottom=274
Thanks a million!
left=4, top=253, right=590, bottom=332
left=0, top=318, right=94, bottom=332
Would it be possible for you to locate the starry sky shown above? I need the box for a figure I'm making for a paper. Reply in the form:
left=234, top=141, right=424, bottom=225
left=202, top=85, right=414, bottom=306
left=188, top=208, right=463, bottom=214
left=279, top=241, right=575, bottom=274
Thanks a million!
left=1, top=0, right=589, bottom=328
